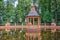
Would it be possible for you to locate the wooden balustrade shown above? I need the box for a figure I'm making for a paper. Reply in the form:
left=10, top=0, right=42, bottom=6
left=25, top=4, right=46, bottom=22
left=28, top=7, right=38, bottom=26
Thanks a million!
left=0, top=22, right=60, bottom=30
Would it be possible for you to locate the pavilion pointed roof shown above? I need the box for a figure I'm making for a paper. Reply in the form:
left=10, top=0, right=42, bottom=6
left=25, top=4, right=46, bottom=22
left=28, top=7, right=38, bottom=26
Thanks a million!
left=27, top=10, right=39, bottom=16
left=26, top=3, right=39, bottom=17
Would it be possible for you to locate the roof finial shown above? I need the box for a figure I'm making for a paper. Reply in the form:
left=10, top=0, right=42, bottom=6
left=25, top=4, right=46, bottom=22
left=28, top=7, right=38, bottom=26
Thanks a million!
left=31, top=3, right=35, bottom=10
left=31, top=3, right=35, bottom=6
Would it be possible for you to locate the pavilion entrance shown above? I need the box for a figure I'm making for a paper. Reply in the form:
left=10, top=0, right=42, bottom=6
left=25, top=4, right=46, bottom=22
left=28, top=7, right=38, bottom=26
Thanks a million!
left=27, top=17, right=40, bottom=26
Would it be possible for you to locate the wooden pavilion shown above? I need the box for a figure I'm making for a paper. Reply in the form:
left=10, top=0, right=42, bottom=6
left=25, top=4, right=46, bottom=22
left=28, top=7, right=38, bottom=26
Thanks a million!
left=26, top=3, right=41, bottom=40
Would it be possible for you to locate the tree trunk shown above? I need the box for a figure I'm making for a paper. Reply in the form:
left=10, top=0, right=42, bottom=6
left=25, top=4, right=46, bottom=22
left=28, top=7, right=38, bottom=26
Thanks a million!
left=54, top=0, right=58, bottom=23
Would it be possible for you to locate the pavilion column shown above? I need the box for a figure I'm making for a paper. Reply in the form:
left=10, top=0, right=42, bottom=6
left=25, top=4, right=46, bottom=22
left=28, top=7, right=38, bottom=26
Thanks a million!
left=26, top=33, right=29, bottom=40
left=38, top=33, right=41, bottom=40
left=33, top=17, right=34, bottom=25
left=26, top=35, right=27, bottom=40
left=27, top=17, right=29, bottom=25
left=27, top=35, right=29, bottom=40
left=26, top=36, right=29, bottom=40
left=33, top=33, right=34, bottom=40
left=26, top=33, right=27, bottom=40
left=38, top=17, right=40, bottom=26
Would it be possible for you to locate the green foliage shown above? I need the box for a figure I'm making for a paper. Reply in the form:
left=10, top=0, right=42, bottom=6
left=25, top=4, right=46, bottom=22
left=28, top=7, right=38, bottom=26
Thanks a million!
left=0, top=29, right=26, bottom=40
left=0, top=29, right=60, bottom=40
left=41, top=11, right=54, bottom=23
left=41, top=30, right=60, bottom=40
left=0, top=0, right=60, bottom=25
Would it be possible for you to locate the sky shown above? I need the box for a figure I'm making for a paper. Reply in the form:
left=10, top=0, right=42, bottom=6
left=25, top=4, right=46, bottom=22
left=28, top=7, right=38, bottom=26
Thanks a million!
left=4, top=0, right=18, bottom=7
left=14, top=0, right=18, bottom=7
left=4, top=0, right=7, bottom=1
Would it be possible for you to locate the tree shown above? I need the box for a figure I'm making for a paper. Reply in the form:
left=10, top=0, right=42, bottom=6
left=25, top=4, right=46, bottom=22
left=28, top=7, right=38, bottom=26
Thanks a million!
left=0, top=0, right=6, bottom=25
left=0, top=0, right=60, bottom=25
